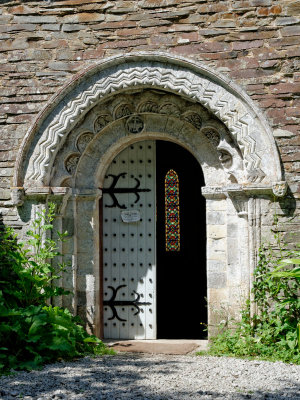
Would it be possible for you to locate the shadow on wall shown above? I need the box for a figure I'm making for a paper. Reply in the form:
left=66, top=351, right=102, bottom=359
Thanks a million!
left=279, top=187, right=297, bottom=217
left=278, top=188, right=299, bottom=244
left=18, top=200, right=35, bottom=224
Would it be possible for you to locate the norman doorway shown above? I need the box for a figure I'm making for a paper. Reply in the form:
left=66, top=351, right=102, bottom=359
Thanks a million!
left=102, top=140, right=207, bottom=340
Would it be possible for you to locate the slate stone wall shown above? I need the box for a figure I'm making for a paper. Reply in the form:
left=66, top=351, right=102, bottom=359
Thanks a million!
left=0, top=0, right=299, bottom=239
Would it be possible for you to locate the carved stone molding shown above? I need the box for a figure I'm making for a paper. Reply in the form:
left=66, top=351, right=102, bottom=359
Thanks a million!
left=201, top=186, right=227, bottom=199
left=246, top=168, right=266, bottom=184
left=24, top=186, right=69, bottom=196
left=92, top=93, right=204, bottom=136
left=17, top=53, right=282, bottom=189
left=52, top=90, right=231, bottom=185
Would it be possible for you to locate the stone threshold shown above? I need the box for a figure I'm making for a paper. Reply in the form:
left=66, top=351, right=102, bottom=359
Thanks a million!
left=103, top=339, right=208, bottom=355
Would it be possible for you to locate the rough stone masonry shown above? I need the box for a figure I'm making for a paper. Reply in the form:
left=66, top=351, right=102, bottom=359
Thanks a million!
left=0, top=0, right=299, bottom=337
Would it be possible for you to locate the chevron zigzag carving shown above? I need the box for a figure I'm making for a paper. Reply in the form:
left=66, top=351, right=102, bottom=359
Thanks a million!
left=25, top=62, right=262, bottom=184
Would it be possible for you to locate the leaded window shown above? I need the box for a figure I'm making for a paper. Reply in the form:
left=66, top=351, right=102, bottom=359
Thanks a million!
left=165, top=169, right=180, bottom=252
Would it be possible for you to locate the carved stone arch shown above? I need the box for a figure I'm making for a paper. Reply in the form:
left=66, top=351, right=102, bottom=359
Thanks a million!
left=14, top=52, right=284, bottom=195
left=77, top=123, right=225, bottom=191
left=12, top=52, right=288, bottom=338
left=50, top=90, right=229, bottom=189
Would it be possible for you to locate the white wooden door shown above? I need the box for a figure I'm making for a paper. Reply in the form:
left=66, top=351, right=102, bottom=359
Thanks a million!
left=102, top=141, right=156, bottom=339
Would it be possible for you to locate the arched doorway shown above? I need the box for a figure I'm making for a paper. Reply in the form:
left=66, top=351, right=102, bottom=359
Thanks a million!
left=102, top=140, right=206, bottom=340
left=13, top=53, right=286, bottom=338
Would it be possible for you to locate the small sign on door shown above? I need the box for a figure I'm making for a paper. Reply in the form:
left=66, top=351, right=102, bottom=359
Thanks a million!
left=121, top=210, right=141, bottom=223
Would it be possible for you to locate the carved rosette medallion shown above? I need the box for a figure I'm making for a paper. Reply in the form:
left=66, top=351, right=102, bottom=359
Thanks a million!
left=65, top=153, right=80, bottom=175
left=201, top=127, right=220, bottom=147
left=183, top=112, right=202, bottom=130
left=77, top=132, right=93, bottom=153
left=159, top=103, right=180, bottom=117
left=114, top=104, right=133, bottom=119
left=272, top=181, right=288, bottom=197
left=126, top=115, right=144, bottom=134
left=94, top=114, right=112, bottom=133
left=137, top=101, right=159, bottom=113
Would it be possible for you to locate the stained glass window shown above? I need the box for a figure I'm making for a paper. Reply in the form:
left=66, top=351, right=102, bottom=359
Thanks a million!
left=165, top=169, right=180, bottom=252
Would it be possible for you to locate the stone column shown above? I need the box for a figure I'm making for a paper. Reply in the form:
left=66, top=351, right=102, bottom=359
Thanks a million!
left=202, top=187, right=228, bottom=336
left=226, top=190, right=251, bottom=319
left=48, top=188, right=72, bottom=309
left=74, top=188, right=102, bottom=336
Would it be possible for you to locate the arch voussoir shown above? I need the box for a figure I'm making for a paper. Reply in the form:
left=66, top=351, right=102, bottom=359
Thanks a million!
left=15, top=52, right=284, bottom=196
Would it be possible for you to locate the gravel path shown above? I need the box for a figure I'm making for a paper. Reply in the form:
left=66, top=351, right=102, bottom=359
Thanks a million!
left=0, top=354, right=299, bottom=400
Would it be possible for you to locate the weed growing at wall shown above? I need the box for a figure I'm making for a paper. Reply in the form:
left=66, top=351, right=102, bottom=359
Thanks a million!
left=0, top=204, right=113, bottom=374
left=206, top=228, right=300, bottom=364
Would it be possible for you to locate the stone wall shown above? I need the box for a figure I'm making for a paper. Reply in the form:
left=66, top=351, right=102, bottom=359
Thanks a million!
left=0, top=0, right=299, bottom=336
left=0, top=0, right=299, bottom=235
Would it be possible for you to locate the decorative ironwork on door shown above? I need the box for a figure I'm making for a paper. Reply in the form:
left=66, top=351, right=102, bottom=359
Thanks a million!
left=102, top=173, right=150, bottom=209
left=103, top=285, right=152, bottom=322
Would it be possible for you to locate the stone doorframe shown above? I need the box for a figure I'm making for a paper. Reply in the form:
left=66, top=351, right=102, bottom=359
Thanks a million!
left=11, top=53, right=287, bottom=337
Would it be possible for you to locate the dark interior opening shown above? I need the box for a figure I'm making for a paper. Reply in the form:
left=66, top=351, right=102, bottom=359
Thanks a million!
left=156, top=140, right=207, bottom=339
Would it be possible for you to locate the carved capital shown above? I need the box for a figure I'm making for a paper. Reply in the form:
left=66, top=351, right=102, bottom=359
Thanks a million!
left=227, top=192, right=248, bottom=218
left=272, top=181, right=288, bottom=197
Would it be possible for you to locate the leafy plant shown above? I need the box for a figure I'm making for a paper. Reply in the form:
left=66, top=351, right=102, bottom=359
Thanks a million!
left=269, top=247, right=300, bottom=349
left=0, top=203, right=113, bottom=374
left=270, top=246, right=300, bottom=280
left=0, top=203, right=69, bottom=310
left=206, top=224, right=300, bottom=364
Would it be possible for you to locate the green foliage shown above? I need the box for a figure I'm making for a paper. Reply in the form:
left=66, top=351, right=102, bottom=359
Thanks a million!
left=207, top=228, right=300, bottom=364
left=0, top=305, right=113, bottom=372
left=0, top=204, right=113, bottom=374
left=270, top=246, right=300, bottom=280
left=0, top=203, right=70, bottom=310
